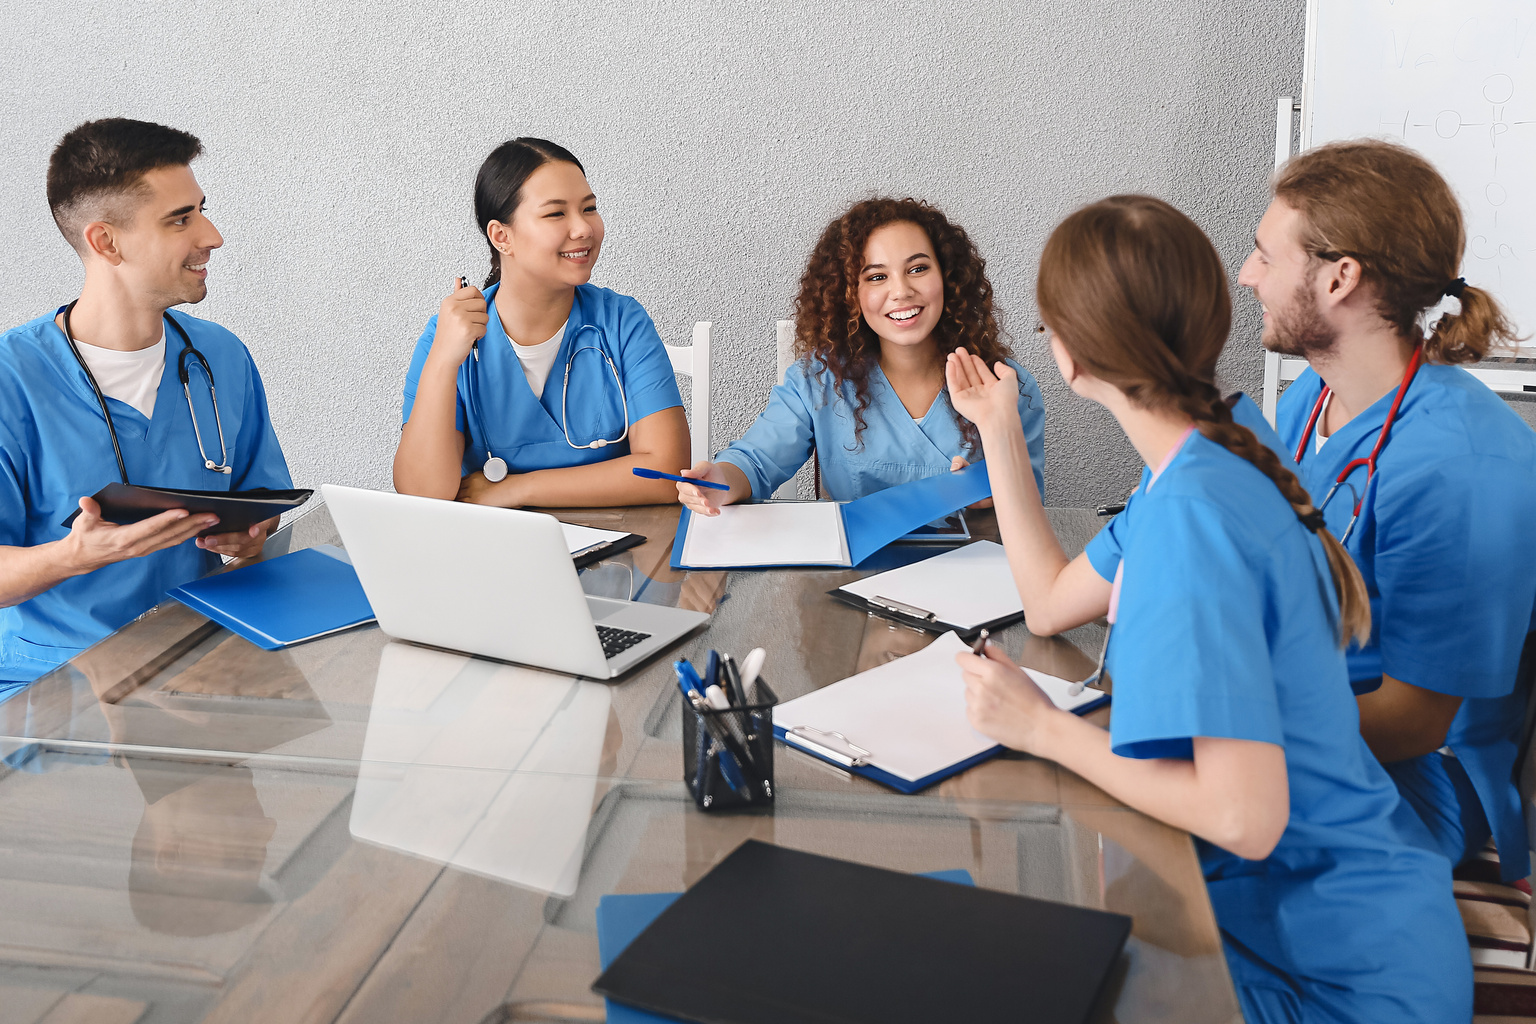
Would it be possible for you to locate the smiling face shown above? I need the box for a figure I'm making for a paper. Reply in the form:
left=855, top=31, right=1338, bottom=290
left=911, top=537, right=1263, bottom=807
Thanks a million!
left=89, top=164, right=223, bottom=308
left=857, top=221, right=945, bottom=350
left=491, top=160, right=604, bottom=289
left=1238, top=199, right=1338, bottom=358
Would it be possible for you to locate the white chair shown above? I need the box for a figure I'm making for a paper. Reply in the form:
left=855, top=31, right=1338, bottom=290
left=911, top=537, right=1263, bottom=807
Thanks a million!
left=665, top=322, right=712, bottom=467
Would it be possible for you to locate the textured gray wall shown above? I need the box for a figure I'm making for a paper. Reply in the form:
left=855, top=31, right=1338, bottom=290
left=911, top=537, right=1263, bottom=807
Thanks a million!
left=0, top=1, right=1304, bottom=508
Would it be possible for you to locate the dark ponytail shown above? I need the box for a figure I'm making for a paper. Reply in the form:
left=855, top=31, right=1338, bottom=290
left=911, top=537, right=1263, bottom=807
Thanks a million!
left=474, top=138, right=585, bottom=288
left=1038, top=194, right=1371, bottom=647
left=1424, top=282, right=1522, bottom=364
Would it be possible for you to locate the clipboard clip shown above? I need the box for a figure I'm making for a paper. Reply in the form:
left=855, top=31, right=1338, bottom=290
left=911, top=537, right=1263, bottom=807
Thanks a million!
left=784, top=726, right=873, bottom=768
left=867, top=595, right=936, bottom=623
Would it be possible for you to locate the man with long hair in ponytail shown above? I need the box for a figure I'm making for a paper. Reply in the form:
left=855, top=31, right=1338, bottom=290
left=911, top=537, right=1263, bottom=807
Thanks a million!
left=1241, top=139, right=1536, bottom=888
left=948, top=195, right=1469, bottom=1021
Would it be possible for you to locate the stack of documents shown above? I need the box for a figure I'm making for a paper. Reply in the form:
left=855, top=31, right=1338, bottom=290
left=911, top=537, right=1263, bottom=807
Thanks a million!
left=832, top=540, right=1024, bottom=635
left=773, top=632, right=1109, bottom=792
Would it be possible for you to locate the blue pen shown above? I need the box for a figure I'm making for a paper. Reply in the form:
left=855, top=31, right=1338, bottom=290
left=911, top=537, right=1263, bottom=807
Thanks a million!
left=676, top=660, right=749, bottom=794
left=704, top=649, right=720, bottom=692
left=632, top=467, right=730, bottom=491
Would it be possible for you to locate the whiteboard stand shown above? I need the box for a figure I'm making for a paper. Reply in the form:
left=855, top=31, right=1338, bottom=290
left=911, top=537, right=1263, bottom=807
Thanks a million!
left=1260, top=96, right=1536, bottom=426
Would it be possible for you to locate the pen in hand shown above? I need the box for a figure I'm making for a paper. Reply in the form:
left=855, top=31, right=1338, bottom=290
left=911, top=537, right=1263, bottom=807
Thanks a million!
left=970, top=629, right=990, bottom=656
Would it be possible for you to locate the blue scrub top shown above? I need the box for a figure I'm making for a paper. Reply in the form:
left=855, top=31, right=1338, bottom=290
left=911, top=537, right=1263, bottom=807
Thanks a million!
left=1084, top=400, right=1468, bottom=1022
left=0, top=310, right=293, bottom=686
left=716, top=357, right=1046, bottom=501
left=1278, top=363, right=1536, bottom=883
left=401, top=283, right=684, bottom=477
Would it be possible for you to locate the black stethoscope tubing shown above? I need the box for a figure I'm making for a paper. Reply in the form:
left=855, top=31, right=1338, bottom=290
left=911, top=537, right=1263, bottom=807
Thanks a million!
left=59, top=300, right=232, bottom=484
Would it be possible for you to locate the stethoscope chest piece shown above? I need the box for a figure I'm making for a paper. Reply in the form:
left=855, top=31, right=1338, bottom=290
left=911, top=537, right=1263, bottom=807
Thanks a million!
left=483, top=455, right=508, bottom=483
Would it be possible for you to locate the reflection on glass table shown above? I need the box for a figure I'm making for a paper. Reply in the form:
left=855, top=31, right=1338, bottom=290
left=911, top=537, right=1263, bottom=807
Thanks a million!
left=350, top=642, right=617, bottom=897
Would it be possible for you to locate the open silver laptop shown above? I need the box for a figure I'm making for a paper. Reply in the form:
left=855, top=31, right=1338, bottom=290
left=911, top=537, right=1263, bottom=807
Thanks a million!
left=321, top=485, right=709, bottom=679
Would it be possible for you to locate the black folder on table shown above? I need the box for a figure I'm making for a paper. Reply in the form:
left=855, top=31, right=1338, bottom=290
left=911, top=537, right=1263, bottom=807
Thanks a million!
left=591, top=839, right=1132, bottom=1024
left=62, top=483, right=313, bottom=538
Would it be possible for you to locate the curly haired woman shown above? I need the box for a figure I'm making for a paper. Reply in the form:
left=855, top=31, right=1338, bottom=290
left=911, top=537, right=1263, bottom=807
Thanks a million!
left=676, top=197, right=1046, bottom=512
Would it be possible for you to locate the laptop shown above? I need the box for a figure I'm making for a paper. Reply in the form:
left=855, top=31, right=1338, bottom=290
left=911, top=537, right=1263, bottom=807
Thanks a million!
left=321, top=485, right=709, bottom=679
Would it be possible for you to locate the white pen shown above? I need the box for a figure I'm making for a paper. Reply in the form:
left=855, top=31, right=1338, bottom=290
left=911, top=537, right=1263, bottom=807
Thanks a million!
left=739, top=647, right=767, bottom=697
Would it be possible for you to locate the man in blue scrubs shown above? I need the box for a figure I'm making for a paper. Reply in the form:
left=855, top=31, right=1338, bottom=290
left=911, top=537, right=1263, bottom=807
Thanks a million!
left=1240, top=138, right=1536, bottom=882
left=0, top=119, right=292, bottom=697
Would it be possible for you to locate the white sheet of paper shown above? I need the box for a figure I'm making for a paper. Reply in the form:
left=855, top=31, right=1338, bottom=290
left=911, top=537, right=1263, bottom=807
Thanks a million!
left=681, top=501, right=849, bottom=567
left=560, top=522, right=629, bottom=557
left=773, top=632, right=992, bottom=783
left=1022, top=666, right=1110, bottom=714
left=837, top=540, right=1022, bottom=629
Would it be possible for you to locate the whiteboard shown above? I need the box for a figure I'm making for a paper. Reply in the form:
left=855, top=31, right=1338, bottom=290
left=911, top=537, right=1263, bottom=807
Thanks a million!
left=1304, top=0, right=1536, bottom=349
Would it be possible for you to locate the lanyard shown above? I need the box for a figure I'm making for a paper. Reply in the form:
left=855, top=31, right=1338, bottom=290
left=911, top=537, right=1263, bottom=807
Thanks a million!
left=1293, top=345, right=1423, bottom=542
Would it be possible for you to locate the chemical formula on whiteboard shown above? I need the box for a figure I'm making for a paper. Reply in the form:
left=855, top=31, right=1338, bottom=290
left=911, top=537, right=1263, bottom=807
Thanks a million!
left=1306, top=0, right=1536, bottom=349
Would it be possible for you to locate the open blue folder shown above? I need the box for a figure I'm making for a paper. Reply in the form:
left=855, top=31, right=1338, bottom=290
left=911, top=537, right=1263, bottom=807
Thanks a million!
left=596, top=870, right=974, bottom=1024
left=168, top=545, right=375, bottom=650
left=670, top=460, right=993, bottom=570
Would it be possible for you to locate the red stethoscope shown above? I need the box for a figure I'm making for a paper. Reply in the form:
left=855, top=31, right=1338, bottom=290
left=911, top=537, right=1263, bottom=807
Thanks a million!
left=1292, top=345, right=1424, bottom=544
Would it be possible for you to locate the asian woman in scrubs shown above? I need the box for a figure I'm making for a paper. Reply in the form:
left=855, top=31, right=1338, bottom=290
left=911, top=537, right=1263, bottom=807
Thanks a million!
left=394, top=138, right=690, bottom=507
left=675, top=197, right=1045, bottom=512
left=949, top=196, right=1469, bottom=1022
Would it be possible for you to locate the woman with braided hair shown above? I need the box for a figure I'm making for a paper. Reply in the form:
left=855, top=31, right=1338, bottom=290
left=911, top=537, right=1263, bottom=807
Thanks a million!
left=949, top=195, right=1469, bottom=1022
left=675, top=197, right=1044, bottom=512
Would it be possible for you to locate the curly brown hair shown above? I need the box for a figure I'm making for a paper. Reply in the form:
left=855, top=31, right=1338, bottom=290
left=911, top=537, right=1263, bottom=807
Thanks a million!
left=793, top=197, right=1012, bottom=454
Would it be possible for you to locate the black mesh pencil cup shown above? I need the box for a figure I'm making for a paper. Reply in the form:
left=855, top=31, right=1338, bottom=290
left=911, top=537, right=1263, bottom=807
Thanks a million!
left=682, top=679, right=776, bottom=811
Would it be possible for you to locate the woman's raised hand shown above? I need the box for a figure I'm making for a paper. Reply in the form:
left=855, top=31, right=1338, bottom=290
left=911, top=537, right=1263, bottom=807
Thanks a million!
left=677, top=461, right=732, bottom=516
left=945, top=348, right=1022, bottom=435
left=429, top=278, right=489, bottom=366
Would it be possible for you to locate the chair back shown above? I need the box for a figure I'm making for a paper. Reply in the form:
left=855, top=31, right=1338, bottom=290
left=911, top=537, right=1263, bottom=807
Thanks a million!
left=665, top=322, right=712, bottom=467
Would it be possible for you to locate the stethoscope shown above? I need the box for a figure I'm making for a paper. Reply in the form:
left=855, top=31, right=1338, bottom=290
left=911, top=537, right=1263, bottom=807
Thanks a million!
left=463, top=283, right=629, bottom=482
left=1292, top=344, right=1424, bottom=544
left=60, top=300, right=233, bottom=481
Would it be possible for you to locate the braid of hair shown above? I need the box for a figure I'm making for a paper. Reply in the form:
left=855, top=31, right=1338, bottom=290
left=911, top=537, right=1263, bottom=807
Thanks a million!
left=1170, top=378, right=1371, bottom=648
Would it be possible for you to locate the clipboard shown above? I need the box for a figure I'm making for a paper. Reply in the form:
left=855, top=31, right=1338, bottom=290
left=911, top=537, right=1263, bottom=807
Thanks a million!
left=828, top=540, right=1025, bottom=638
left=560, top=522, right=646, bottom=569
left=772, top=633, right=1109, bottom=794
left=670, top=461, right=993, bottom=570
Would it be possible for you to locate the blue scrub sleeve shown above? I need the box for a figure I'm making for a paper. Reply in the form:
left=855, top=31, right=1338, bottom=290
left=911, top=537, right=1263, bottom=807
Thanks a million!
left=401, top=315, right=468, bottom=433
left=1373, top=455, right=1536, bottom=698
left=1107, top=495, right=1285, bottom=760
left=1083, top=468, right=1151, bottom=582
left=0, top=424, right=26, bottom=547
left=230, top=352, right=294, bottom=492
left=615, top=298, right=684, bottom=425
left=715, top=364, right=819, bottom=500
left=1012, top=364, right=1048, bottom=497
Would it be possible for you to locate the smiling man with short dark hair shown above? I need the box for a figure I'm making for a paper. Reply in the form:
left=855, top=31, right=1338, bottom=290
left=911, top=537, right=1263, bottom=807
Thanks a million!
left=0, top=118, right=292, bottom=696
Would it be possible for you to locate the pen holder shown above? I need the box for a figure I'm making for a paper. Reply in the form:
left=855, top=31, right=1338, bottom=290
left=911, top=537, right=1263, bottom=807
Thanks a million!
left=682, top=679, right=777, bottom=812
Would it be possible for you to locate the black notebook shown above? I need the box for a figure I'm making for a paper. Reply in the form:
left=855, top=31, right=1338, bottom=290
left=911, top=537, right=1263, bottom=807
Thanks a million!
left=62, top=483, right=313, bottom=538
left=592, top=839, right=1132, bottom=1024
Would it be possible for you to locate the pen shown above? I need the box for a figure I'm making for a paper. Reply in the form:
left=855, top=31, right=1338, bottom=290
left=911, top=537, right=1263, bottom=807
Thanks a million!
left=631, top=467, right=731, bottom=491
left=720, top=652, right=747, bottom=707
left=704, top=649, right=721, bottom=692
left=459, top=276, right=481, bottom=362
left=1096, top=502, right=1126, bottom=517
left=739, top=647, right=766, bottom=700
left=971, top=628, right=990, bottom=656
left=677, top=661, right=750, bottom=795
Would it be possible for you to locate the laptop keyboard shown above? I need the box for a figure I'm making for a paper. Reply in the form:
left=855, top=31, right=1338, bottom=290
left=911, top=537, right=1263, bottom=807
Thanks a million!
left=597, top=624, right=652, bottom=660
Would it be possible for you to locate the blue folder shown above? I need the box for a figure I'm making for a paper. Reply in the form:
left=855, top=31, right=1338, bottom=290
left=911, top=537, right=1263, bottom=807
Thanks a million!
left=596, top=870, right=974, bottom=1024
left=168, top=545, right=376, bottom=650
left=670, top=460, right=993, bottom=570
